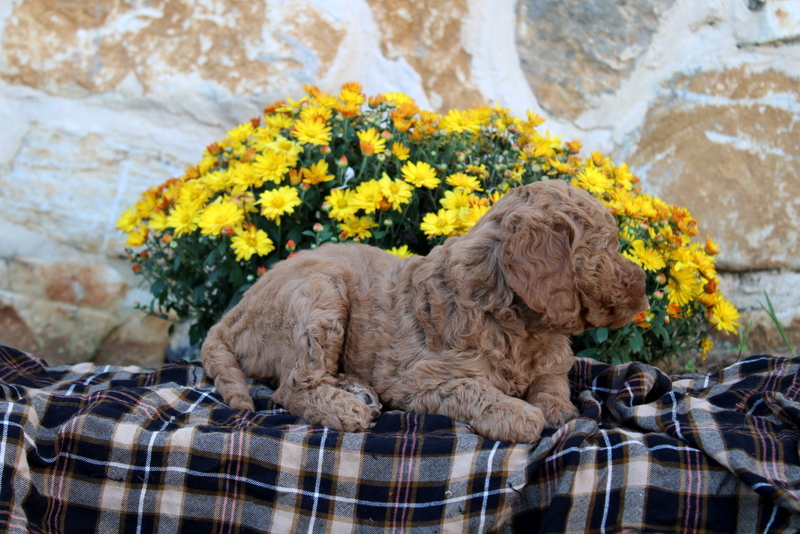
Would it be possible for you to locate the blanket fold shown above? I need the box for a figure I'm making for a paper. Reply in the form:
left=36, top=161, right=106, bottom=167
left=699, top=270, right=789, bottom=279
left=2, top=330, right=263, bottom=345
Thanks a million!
left=0, top=345, right=799, bottom=533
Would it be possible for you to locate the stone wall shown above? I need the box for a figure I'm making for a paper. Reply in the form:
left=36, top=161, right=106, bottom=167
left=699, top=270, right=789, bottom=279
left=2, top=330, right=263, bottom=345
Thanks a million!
left=0, top=0, right=798, bottom=365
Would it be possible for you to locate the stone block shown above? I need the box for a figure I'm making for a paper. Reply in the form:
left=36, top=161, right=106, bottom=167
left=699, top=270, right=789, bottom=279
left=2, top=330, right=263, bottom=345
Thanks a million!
left=629, top=67, right=800, bottom=271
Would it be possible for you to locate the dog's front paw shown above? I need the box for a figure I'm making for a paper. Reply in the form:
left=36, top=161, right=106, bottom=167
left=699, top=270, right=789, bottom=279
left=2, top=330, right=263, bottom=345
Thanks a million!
left=227, top=393, right=256, bottom=411
left=529, top=393, right=580, bottom=429
left=335, top=375, right=382, bottom=423
left=472, top=398, right=547, bottom=444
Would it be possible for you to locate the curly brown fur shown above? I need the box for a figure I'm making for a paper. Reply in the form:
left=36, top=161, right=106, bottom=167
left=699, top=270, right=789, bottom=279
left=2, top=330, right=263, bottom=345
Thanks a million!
left=202, top=180, right=649, bottom=442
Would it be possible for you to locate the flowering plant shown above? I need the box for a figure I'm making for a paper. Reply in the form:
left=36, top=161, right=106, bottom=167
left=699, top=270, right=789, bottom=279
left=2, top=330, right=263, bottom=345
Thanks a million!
left=117, top=82, right=740, bottom=364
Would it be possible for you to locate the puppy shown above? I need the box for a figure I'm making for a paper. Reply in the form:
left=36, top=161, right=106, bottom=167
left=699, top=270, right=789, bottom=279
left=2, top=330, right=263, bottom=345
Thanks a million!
left=202, top=180, right=648, bottom=443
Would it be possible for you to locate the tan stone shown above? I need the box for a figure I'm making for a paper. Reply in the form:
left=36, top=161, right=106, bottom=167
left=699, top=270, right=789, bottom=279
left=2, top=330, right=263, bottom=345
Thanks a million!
left=365, top=0, right=484, bottom=111
left=515, top=0, right=676, bottom=119
left=629, top=68, right=800, bottom=271
left=93, top=314, right=171, bottom=368
left=0, top=257, right=127, bottom=310
left=1, top=0, right=345, bottom=97
left=0, top=289, right=119, bottom=365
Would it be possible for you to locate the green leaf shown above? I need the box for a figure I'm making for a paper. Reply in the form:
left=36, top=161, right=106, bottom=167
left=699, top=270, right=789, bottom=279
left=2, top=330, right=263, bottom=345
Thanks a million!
left=592, top=328, right=609, bottom=343
left=192, top=285, right=206, bottom=306
left=630, top=328, right=644, bottom=353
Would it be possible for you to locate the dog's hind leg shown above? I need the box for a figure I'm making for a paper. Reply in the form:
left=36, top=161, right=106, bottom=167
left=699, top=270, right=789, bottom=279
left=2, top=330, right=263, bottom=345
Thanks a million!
left=271, top=272, right=380, bottom=431
left=202, top=322, right=256, bottom=411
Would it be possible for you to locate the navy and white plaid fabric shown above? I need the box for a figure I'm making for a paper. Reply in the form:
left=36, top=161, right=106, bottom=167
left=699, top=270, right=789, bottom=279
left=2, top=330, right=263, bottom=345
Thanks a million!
left=0, top=345, right=799, bottom=533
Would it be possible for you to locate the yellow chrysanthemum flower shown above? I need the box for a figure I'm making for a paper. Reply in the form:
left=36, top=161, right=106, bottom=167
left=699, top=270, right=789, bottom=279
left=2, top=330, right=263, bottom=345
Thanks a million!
left=264, top=113, right=294, bottom=130
left=461, top=204, right=491, bottom=231
left=391, top=142, right=410, bottom=161
left=572, top=166, right=614, bottom=195
left=299, top=104, right=333, bottom=124
left=148, top=211, right=169, bottom=232
left=378, top=174, right=414, bottom=211
left=232, top=163, right=266, bottom=190
left=440, top=189, right=472, bottom=211
left=339, top=215, right=378, bottom=240
left=167, top=201, right=202, bottom=238
left=226, top=122, right=255, bottom=144
left=253, top=149, right=292, bottom=185
left=230, top=225, right=275, bottom=261
left=700, top=338, right=714, bottom=360
left=125, top=226, right=148, bottom=247
left=258, top=186, right=302, bottom=224
left=420, top=209, right=458, bottom=238
left=117, top=206, right=140, bottom=233
left=401, top=161, right=440, bottom=189
left=710, top=298, right=742, bottom=335
left=382, top=91, right=415, bottom=106
left=665, top=266, right=704, bottom=307
left=352, top=180, right=385, bottom=214
left=325, top=189, right=357, bottom=222
left=198, top=201, right=245, bottom=236
left=445, top=172, right=483, bottom=193
left=439, top=108, right=483, bottom=135
left=623, top=240, right=666, bottom=272
left=291, top=117, right=331, bottom=146
left=386, top=245, right=416, bottom=258
left=301, top=159, right=335, bottom=185
left=356, top=128, right=386, bottom=156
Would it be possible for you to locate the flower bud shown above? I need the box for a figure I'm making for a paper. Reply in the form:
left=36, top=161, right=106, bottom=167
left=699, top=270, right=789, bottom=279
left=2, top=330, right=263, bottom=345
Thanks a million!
left=222, top=226, right=235, bottom=236
left=313, top=223, right=324, bottom=233
left=654, top=290, right=664, bottom=299
left=139, top=251, right=149, bottom=260
left=656, top=273, right=667, bottom=284
left=310, top=244, right=318, bottom=249
left=376, top=153, right=386, bottom=162
left=132, top=264, right=142, bottom=274
left=321, top=202, right=332, bottom=213
left=257, top=266, right=267, bottom=277
left=169, top=241, right=178, bottom=249
left=320, top=145, right=331, bottom=155
left=246, top=274, right=255, bottom=282
left=337, top=156, right=348, bottom=168
left=339, top=230, right=348, bottom=240
left=383, top=219, right=393, bottom=227
left=285, top=239, right=297, bottom=252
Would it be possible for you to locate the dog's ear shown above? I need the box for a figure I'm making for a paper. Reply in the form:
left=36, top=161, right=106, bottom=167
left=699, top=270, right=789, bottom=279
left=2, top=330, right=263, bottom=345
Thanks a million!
left=500, top=212, right=582, bottom=332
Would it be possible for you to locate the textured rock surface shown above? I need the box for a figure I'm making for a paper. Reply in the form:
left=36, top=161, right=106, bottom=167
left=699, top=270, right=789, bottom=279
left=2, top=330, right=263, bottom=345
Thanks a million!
left=515, top=0, right=676, bottom=119
left=629, top=67, right=800, bottom=271
left=0, top=0, right=798, bottom=363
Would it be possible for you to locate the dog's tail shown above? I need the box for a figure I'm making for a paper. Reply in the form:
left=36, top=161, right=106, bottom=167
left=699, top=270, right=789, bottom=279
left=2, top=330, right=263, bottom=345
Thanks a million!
left=201, top=324, right=256, bottom=411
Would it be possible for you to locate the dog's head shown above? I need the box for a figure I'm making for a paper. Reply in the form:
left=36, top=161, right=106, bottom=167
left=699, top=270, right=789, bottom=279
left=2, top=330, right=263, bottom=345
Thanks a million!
left=479, top=180, right=649, bottom=334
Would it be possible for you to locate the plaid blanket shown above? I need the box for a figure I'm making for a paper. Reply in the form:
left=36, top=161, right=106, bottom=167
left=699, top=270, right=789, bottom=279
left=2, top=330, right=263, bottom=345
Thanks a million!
left=1, top=345, right=799, bottom=533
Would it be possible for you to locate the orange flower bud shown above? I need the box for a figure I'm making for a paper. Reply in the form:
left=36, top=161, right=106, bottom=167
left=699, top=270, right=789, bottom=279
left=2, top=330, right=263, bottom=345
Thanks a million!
left=132, top=264, right=142, bottom=274
left=320, top=145, right=331, bottom=155
left=704, top=279, right=718, bottom=294
left=222, top=226, right=235, bottom=236
left=285, top=239, right=296, bottom=252
left=206, top=142, right=223, bottom=156
left=368, top=94, right=386, bottom=108
left=257, top=266, right=267, bottom=277
left=250, top=117, right=260, bottom=128
left=139, top=251, right=149, bottom=260
left=161, top=234, right=173, bottom=244
left=313, top=223, right=324, bottom=233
